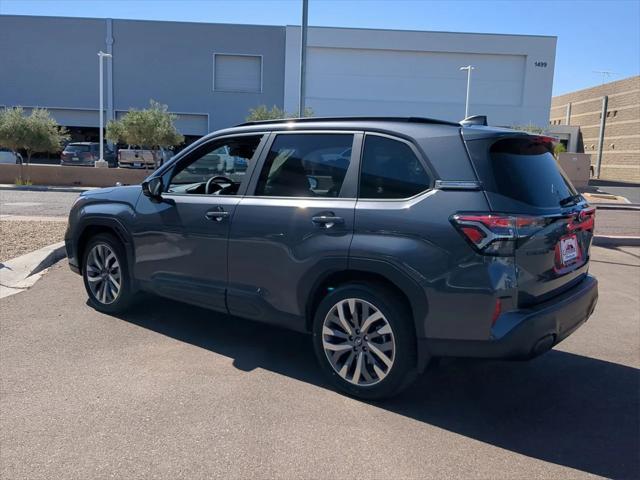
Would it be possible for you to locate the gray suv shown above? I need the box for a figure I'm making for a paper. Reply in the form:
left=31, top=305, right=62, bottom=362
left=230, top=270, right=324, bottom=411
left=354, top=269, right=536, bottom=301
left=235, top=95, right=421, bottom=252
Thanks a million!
left=65, top=117, right=598, bottom=399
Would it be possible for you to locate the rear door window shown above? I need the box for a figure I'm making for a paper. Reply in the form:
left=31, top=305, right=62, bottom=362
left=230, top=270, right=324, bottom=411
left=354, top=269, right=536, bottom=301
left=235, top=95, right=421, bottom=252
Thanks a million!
left=64, top=144, right=90, bottom=153
left=359, top=135, right=431, bottom=199
left=254, top=134, right=354, bottom=198
left=488, top=137, right=577, bottom=208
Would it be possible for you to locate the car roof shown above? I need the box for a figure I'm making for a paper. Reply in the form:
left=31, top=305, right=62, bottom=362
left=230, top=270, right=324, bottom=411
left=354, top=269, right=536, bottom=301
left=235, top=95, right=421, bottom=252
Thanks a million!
left=205, top=116, right=464, bottom=141
left=238, top=116, right=460, bottom=128
left=195, top=116, right=528, bottom=147
left=67, top=142, right=97, bottom=145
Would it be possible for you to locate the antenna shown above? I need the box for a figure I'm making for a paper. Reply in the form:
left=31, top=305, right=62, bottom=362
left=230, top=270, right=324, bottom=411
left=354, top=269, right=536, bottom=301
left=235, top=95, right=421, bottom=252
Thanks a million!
left=593, top=70, right=616, bottom=85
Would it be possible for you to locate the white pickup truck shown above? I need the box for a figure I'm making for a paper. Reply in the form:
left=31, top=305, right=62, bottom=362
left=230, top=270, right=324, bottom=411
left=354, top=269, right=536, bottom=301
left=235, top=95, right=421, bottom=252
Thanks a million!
left=117, top=147, right=173, bottom=169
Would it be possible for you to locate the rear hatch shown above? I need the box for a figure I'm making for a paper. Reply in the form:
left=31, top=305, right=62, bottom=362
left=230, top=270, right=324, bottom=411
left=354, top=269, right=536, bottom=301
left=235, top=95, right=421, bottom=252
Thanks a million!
left=62, top=144, right=92, bottom=162
left=462, top=132, right=595, bottom=306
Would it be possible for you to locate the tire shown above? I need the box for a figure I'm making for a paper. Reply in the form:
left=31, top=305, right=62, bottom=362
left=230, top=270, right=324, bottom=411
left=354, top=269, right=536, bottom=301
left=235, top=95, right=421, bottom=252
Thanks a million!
left=312, top=283, right=418, bottom=400
left=82, top=232, right=135, bottom=314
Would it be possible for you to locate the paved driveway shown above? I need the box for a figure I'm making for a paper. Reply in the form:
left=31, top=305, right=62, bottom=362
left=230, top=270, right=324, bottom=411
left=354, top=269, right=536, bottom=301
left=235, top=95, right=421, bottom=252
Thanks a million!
left=0, top=189, right=79, bottom=218
left=1, top=247, right=639, bottom=479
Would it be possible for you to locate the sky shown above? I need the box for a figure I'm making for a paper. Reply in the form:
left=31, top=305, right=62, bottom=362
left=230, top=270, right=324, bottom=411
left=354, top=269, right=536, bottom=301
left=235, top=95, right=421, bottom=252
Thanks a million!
left=1, top=0, right=639, bottom=95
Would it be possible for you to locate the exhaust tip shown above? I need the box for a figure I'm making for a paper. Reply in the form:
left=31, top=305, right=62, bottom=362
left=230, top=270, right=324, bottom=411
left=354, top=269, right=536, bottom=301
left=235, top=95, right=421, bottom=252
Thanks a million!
left=531, top=334, right=556, bottom=357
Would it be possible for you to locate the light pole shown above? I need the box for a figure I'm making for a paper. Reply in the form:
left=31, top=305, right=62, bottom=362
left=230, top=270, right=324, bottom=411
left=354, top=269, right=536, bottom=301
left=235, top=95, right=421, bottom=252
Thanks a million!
left=299, top=0, right=309, bottom=117
left=98, top=51, right=112, bottom=165
left=460, top=65, right=475, bottom=118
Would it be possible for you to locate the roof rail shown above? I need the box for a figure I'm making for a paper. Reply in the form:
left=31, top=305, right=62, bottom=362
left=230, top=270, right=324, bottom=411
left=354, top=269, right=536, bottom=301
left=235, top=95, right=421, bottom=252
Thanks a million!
left=237, top=116, right=461, bottom=127
left=460, top=115, right=488, bottom=126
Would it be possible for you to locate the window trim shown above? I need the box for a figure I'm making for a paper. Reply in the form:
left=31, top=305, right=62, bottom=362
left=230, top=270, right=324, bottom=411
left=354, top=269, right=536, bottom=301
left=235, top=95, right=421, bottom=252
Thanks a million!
left=245, top=130, right=362, bottom=200
left=357, top=132, right=435, bottom=201
left=212, top=53, right=264, bottom=94
left=162, top=132, right=270, bottom=199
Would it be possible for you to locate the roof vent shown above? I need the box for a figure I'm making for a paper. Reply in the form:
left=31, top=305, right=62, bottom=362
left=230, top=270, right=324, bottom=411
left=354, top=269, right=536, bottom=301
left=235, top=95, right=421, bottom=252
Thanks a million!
left=460, top=115, right=488, bottom=126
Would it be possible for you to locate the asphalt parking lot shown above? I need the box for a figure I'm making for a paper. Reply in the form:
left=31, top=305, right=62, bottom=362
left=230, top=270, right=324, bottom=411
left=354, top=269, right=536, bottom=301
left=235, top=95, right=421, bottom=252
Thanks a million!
left=1, top=245, right=638, bottom=479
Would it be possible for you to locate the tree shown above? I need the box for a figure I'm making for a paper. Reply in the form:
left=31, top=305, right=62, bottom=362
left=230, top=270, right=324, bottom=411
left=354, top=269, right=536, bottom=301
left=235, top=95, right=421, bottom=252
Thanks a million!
left=246, top=105, right=314, bottom=122
left=106, top=100, right=184, bottom=169
left=554, top=142, right=567, bottom=157
left=0, top=107, right=69, bottom=183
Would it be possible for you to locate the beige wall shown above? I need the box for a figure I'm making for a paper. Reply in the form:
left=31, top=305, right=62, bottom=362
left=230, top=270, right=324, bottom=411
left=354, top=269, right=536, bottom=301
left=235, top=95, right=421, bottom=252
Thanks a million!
left=550, top=75, right=640, bottom=182
left=557, top=152, right=591, bottom=189
left=0, top=164, right=149, bottom=188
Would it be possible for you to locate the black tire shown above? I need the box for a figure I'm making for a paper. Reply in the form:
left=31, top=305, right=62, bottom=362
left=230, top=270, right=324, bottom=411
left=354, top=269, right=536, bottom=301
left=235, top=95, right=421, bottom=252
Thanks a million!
left=312, top=283, right=418, bottom=400
left=82, top=232, right=135, bottom=314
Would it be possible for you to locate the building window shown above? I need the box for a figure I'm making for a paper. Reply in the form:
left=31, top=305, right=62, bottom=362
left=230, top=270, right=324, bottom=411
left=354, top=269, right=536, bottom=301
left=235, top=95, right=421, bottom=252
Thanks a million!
left=213, top=54, right=262, bottom=93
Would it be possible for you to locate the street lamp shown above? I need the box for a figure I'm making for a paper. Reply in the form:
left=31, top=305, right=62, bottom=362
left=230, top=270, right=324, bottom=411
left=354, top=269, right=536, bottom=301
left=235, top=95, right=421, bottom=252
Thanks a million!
left=98, top=51, right=112, bottom=165
left=299, top=0, right=309, bottom=117
left=459, top=65, right=475, bottom=119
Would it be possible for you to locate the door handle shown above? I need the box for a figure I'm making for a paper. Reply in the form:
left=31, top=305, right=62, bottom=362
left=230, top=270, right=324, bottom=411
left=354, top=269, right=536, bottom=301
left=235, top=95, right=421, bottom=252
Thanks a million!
left=205, top=208, right=230, bottom=222
left=312, top=214, right=344, bottom=228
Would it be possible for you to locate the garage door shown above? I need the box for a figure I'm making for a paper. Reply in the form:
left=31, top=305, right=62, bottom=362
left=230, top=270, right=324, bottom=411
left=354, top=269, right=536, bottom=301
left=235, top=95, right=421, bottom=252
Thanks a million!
left=305, top=47, right=526, bottom=119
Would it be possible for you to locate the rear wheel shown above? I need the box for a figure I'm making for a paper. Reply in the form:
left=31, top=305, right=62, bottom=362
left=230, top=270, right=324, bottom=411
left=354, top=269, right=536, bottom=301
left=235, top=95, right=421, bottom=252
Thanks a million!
left=82, top=233, right=134, bottom=314
left=312, top=283, right=418, bottom=400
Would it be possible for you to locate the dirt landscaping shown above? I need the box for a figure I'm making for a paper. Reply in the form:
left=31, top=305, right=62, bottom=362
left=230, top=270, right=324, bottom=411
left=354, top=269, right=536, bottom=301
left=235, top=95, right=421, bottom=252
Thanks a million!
left=0, top=219, right=67, bottom=263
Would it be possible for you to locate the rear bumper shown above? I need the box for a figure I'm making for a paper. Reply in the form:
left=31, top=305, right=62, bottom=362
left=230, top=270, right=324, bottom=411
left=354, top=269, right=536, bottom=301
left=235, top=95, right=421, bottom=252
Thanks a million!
left=61, top=160, right=94, bottom=167
left=118, top=162, right=153, bottom=169
left=424, top=274, right=598, bottom=359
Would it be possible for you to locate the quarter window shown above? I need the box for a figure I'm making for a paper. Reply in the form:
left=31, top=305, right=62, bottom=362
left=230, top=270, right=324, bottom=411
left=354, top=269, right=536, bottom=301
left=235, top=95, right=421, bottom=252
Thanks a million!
left=255, top=134, right=353, bottom=198
left=359, top=135, right=430, bottom=199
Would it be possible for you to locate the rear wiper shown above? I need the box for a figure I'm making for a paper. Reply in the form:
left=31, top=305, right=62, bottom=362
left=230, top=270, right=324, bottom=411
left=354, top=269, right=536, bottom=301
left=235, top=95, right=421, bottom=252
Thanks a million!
left=559, top=194, right=582, bottom=207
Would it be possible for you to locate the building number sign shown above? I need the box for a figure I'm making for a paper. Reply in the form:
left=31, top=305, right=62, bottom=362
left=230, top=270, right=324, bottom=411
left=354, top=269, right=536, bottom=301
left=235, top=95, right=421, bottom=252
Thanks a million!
left=535, top=61, right=548, bottom=68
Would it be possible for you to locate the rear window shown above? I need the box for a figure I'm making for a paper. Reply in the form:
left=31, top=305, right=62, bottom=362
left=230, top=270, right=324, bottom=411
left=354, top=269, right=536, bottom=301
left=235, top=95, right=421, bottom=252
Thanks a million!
left=64, top=144, right=90, bottom=153
left=487, top=137, right=577, bottom=208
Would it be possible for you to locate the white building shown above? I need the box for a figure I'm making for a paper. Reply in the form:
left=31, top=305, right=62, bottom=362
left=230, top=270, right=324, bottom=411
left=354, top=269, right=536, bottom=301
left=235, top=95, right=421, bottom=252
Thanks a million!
left=285, top=26, right=556, bottom=127
left=0, top=15, right=557, bottom=141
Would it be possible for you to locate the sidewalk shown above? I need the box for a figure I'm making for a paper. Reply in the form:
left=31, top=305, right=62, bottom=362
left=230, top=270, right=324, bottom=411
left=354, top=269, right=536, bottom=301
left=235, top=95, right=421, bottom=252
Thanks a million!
left=0, top=183, right=96, bottom=193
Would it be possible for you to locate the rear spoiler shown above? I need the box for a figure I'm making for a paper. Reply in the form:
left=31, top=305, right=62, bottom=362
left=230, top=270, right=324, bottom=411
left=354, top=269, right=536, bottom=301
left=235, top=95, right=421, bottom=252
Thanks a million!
left=460, top=115, right=488, bottom=126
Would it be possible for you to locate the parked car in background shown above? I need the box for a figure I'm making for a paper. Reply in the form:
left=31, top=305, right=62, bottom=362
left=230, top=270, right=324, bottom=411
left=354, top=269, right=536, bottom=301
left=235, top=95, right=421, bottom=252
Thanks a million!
left=0, top=148, right=22, bottom=164
left=60, top=142, right=116, bottom=167
left=65, top=116, right=598, bottom=400
left=117, top=147, right=173, bottom=169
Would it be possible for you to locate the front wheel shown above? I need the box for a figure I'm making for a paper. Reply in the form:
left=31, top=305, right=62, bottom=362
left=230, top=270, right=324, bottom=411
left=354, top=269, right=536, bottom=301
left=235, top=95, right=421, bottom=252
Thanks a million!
left=82, top=233, right=135, bottom=314
left=312, top=283, right=418, bottom=400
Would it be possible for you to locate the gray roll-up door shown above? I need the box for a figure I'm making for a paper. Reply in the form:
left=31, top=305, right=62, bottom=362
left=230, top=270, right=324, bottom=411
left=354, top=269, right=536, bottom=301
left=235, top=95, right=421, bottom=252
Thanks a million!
left=213, top=54, right=262, bottom=93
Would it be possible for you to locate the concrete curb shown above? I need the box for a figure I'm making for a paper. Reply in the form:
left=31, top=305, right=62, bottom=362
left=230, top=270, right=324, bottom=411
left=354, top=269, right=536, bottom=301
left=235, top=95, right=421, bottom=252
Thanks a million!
left=593, top=235, right=640, bottom=247
left=0, top=241, right=67, bottom=299
left=594, top=203, right=640, bottom=211
left=0, top=184, right=94, bottom=193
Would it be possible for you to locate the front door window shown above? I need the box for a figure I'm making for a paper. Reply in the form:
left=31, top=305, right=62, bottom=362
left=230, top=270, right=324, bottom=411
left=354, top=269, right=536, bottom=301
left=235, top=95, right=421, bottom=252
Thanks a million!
left=167, top=135, right=263, bottom=196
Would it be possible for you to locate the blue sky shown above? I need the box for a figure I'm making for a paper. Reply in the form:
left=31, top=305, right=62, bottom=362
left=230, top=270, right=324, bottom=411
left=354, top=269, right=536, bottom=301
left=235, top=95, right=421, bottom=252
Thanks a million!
left=1, top=0, right=639, bottom=95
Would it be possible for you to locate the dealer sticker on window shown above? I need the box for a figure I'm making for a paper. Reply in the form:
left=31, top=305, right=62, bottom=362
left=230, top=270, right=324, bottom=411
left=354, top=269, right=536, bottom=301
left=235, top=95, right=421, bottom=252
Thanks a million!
left=560, top=234, right=579, bottom=265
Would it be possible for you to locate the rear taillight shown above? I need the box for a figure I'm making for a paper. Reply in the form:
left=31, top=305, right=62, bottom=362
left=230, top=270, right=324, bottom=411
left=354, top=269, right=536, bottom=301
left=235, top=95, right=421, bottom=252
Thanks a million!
left=572, top=207, right=596, bottom=232
left=450, top=213, right=547, bottom=256
left=82, top=152, right=93, bottom=160
left=491, top=298, right=502, bottom=326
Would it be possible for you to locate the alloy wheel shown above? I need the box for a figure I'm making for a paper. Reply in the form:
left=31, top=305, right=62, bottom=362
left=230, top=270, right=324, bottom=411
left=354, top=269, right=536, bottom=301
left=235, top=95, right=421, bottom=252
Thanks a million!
left=322, top=298, right=396, bottom=386
left=85, top=243, right=122, bottom=305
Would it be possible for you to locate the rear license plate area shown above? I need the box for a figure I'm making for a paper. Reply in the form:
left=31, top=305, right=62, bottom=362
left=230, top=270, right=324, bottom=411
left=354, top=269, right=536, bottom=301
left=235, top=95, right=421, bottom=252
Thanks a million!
left=555, top=233, right=582, bottom=273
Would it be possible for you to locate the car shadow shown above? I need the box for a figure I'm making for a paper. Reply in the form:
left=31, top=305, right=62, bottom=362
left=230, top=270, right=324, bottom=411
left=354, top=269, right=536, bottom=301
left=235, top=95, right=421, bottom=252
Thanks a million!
left=114, top=295, right=639, bottom=479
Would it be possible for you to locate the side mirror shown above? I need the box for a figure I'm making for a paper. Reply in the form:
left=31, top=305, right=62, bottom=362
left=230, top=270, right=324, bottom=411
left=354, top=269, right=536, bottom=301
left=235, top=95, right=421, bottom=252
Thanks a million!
left=142, top=176, right=164, bottom=199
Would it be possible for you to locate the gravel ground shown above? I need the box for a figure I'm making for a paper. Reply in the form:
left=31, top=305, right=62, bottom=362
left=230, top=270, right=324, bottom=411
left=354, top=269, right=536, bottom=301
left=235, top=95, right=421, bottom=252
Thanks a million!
left=0, top=220, right=67, bottom=262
